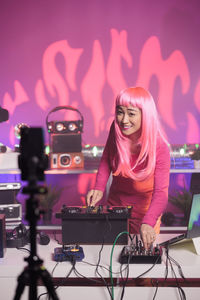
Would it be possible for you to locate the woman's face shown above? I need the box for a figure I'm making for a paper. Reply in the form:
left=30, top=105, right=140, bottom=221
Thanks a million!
left=116, top=105, right=142, bottom=136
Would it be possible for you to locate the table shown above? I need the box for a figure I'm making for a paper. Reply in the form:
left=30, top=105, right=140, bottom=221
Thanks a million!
left=0, top=233, right=200, bottom=300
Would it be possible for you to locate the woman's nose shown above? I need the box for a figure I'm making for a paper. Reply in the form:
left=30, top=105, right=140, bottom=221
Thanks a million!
left=122, top=113, right=129, bottom=123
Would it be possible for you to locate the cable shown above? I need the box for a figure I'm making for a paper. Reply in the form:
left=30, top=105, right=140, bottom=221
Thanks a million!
left=81, top=259, right=130, bottom=275
left=151, top=279, right=159, bottom=300
left=164, top=246, right=169, bottom=280
left=166, top=253, right=186, bottom=280
left=135, top=254, right=162, bottom=279
left=51, top=262, right=60, bottom=277
left=109, top=231, right=132, bottom=300
left=119, top=252, right=131, bottom=300
left=119, top=243, right=161, bottom=300
left=17, top=247, right=31, bottom=254
left=164, top=247, right=186, bottom=300
left=119, top=236, right=138, bottom=300
left=37, top=261, right=75, bottom=300
left=53, top=231, right=62, bottom=245
left=94, top=215, right=113, bottom=300
left=72, top=265, right=107, bottom=284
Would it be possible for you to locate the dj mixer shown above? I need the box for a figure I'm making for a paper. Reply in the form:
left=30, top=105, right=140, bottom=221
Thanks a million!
left=119, top=242, right=162, bottom=264
left=56, top=205, right=132, bottom=245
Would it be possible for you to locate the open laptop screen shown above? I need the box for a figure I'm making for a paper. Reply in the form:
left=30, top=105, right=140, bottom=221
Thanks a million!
left=159, top=193, right=200, bottom=247
left=187, top=193, right=200, bottom=239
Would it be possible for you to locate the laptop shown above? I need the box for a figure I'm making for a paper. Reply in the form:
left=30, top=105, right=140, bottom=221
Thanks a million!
left=159, top=193, right=200, bottom=247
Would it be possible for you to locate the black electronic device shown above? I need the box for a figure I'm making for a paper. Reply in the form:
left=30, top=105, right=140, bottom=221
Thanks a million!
left=6, top=225, right=50, bottom=248
left=0, top=214, right=6, bottom=257
left=0, top=106, right=9, bottom=123
left=0, top=145, right=7, bottom=153
left=119, top=243, right=162, bottom=264
left=190, top=174, right=200, bottom=194
left=53, top=245, right=84, bottom=262
left=49, top=133, right=82, bottom=153
left=6, top=223, right=29, bottom=248
left=18, top=127, right=49, bottom=181
left=0, top=182, right=21, bottom=205
left=57, top=205, right=132, bottom=245
left=0, top=204, right=22, bottom=222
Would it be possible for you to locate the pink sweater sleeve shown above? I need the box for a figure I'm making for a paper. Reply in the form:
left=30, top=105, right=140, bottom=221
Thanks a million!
left=142, top=139, right=170, bottom=227
left=94, top=124, right=114, bottom=191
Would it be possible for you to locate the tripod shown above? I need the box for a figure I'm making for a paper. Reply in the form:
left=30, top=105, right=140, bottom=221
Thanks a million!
left=13, top=179, right=59, bottom=300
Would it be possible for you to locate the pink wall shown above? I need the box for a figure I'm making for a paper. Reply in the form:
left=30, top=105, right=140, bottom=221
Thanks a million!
left=0, top=0, right=199, bottom=213
left=1, top=0, right=200, bottom=147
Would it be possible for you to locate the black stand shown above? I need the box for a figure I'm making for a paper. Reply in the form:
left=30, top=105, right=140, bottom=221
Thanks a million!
left=13, top=179, right=59, bottom=300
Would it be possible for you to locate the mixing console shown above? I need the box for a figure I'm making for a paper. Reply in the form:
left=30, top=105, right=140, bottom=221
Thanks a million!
left=56, top=205, right=132, bottom=219
left=56, top=205, right=132, bottom=245
left=119, top=242, right=162, bottom=264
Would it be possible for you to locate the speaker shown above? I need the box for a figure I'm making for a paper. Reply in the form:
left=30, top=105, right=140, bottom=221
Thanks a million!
left=50, top=152, right=84, bottom=169
left=46, top=106, right=84, bottom=134
left=190, top=173, right=200, bottom=194
left=0, top=214, right=6, bottom=257
left=49, top=133, right=82, bottom=153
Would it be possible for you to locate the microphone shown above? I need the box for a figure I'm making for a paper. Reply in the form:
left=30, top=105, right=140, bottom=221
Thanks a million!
left=0, top=107, right=9, bottom=123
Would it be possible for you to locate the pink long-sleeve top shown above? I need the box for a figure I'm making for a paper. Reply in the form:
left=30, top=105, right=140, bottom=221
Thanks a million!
left=94, top=123, right=170, bottom=234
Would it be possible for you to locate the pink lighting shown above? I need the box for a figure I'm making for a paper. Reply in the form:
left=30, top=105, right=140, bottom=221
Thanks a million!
left=0, top=0, right=200, bottom=201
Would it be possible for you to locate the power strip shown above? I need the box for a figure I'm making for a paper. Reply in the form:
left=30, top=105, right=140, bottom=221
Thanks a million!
left=119, top=244, right=162, bottom=264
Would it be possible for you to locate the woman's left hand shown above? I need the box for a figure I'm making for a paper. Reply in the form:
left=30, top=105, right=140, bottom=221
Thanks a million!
left=140, top=224, right=156, bottom=249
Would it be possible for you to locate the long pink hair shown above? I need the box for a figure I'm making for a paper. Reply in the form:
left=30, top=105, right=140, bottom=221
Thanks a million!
left=113, top=87, right=168, bottom=181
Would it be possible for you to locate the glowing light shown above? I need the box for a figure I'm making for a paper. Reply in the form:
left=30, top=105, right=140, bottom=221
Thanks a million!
left=68, top=122, right=78, bottom=132
left=92, top=146, right=98, bottom=157
left=14, top=123, right=29, bottom=139
left=45, top=145, right=50, bottom=155
left=56, top=122, right=65, bottom=132
left=179, top=148, right=185, bottom=156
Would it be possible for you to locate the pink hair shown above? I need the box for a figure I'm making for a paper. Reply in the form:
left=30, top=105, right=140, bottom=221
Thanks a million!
left=113, top=87, right=168, bottom=181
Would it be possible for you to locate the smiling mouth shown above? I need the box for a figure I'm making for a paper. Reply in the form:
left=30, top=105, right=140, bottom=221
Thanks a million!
left=121, top=125, right=132, bottom=130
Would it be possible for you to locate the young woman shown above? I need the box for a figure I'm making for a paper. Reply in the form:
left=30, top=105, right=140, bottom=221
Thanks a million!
left=86, top=87, right=170, bottom=249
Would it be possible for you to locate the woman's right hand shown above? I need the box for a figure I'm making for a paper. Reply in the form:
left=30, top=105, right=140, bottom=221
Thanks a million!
left=86, top=189, right=103, bottom=206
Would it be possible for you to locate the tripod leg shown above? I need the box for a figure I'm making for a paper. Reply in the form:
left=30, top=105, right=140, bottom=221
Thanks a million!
left=29, top=270, right=38, bottom=300
left=13, top=269, right=28, bottom=300
left=39, top=267, right=59, bottom=300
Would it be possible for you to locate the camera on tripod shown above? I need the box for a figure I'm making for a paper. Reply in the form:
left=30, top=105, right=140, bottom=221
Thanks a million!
left=15, top=127, right=59, bottom=300
left=18, top=127, right=48, bottom=182
left=46, top=106, right=84, bottom=170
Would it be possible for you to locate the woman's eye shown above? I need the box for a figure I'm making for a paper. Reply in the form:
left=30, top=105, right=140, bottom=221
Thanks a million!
left=117, top=110, right=123, bottom=115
